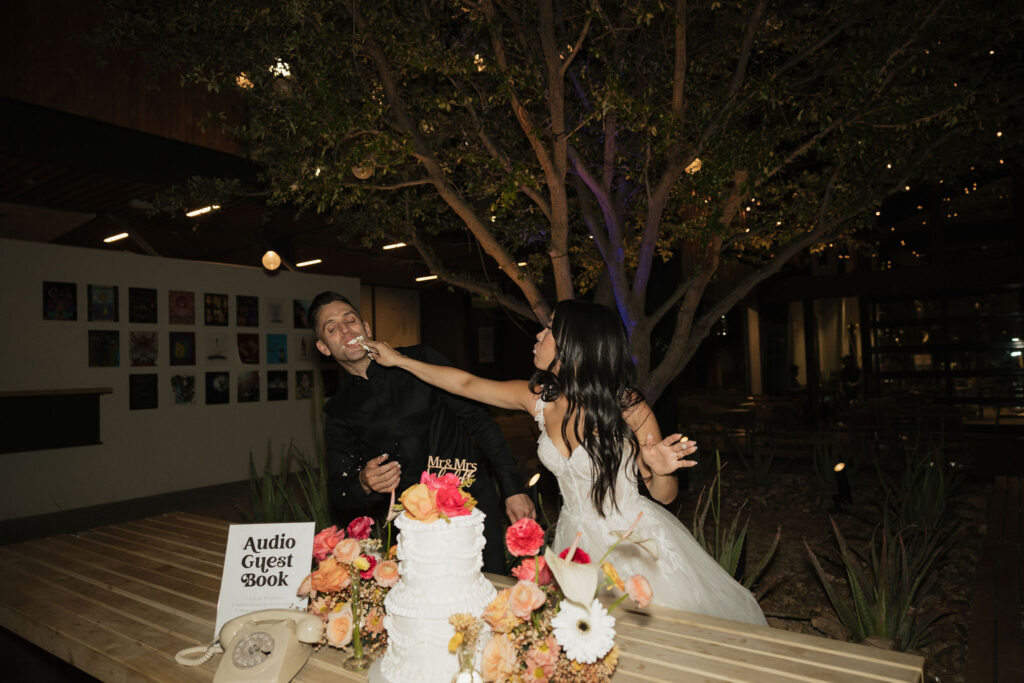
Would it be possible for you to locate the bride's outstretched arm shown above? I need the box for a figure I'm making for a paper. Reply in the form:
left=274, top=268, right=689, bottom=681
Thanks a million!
left=363, top=339, right=535, bottom=412
left=625, top=402, right=698, bottom=504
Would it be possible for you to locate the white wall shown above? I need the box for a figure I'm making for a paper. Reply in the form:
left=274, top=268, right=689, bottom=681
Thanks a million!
left=0, top=238, right=363, bottom=520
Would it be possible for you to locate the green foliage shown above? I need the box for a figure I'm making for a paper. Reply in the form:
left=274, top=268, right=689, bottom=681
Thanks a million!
left=245, top=441, right=332, bottom=528
left=692, top=452, right=779, bottom=590
left=738, top=430, right=782, bottom=492
left=878, top=430, right=965, bottom=537
left=805, top=518, right=954, bottom=651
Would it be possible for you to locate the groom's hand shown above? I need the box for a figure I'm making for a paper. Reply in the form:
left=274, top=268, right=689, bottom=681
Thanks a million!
left=360, top=454, right=401, bottom=494
left=505, top=493, right=535, bottom=523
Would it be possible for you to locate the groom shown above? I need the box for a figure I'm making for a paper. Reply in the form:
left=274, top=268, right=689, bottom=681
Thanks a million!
left=309, top=291, right=534, bottom=574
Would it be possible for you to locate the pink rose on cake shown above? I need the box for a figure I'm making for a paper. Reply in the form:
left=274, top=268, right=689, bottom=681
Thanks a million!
left=420, top=471, right=462, bottom=490
left=435, top=484, right=475, bottom=518
left=312, top=525, right=345, bottom=562
left=346, top=515, right=374, bottom=540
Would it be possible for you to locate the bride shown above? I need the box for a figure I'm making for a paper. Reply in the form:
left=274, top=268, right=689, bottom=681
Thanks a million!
left=364, top=300, right=766, bottom=626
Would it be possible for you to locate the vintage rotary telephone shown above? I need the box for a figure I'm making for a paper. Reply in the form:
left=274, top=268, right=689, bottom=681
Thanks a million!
left=176, top=609, right=323, bottom=682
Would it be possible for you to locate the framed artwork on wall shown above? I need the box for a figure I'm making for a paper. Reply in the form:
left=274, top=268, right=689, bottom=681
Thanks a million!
left=295, top=370, right=313, bottom=399
left=237, top=371, right=260, bottom=403
left=266, top=298, right=286, bottom=327
left=169, top=290, right=195, bottom=324
left=88, top=284, right=118, bottom=322
left=129, top=373, right=158, bottom=410
left=237, top=333, right=259, bottom=364
left=204, top=293, right=229, bottom=326
left=43, top=281, right=77, bottom=320
left=267, top=334, right=288, bottom=364
left=268, top=370, right=288, bottom=401
left=129, top=287, right=158, bottom=323
left=171, top=374, right=196, bottom=405
left=88, top=330, right=119, bottom=367
left=237, top=295, right=259, bottom=327
left=169, top=332, right=195, bottom=366
left=293, top=299, right=311, bottom=329
left=130, top=331, right=158, bottom=366
left=205, top=371, right=229, bottom=405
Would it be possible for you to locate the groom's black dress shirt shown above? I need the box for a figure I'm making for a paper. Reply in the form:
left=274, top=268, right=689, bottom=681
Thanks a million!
left=323, top=344, right=525, bottom=573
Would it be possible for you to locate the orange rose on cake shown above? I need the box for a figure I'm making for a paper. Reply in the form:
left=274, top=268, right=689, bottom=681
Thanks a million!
left=399, top=483, right=440, bottom=522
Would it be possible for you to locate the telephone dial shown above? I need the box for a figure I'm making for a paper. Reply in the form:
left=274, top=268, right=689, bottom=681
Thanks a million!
left=176, top=609, right=323, bottom=682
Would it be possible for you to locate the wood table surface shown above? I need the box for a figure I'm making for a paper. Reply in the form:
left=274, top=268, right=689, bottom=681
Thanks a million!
left=0, top=512, right=925, bottom=682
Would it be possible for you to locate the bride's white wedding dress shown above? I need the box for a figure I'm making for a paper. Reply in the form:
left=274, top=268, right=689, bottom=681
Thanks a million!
left=535, top=400, right=768, bottom=626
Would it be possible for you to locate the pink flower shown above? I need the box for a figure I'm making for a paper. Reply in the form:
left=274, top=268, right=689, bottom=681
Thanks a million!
left=421, top=471, right=462, bottom=490
left=332, top=537, right=362, bottom=564
left=481, top=633, right=517, bottom=681
left=558, top=546, right=591, bottom=564
left=625, top=574, right=653, bottom=608
left=508, top=580, right=547, bottom=619
left=482, top=588, right=522, bottom=633
left=362, top=606, right=385, bottom=634
left=524, top=636, right=560, bottom=680
left=373, top=560, right=400, bottom=587
left=435, top=485, right=473, bottom=517
left=506, top=518, right=545, bottom=557
left=325, top=610, right=353, bottom=648
left=346, top=516, right=374, bottom=540
left=360, top=554, right=378, bottom=580
left=312, top=525, right=345, bottom=562
left=511, top=556, right=553, bottom=585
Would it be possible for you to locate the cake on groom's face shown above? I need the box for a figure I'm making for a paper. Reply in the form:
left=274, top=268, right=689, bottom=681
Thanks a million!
left=314, top=300, right=373, bottom=364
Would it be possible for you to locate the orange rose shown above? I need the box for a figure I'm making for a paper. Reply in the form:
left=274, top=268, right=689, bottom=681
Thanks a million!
left=325, top=610, right=353, bottom=648
left=332, top=537, right=362, bottom=564
left=625, top=574, right=653, bottom=608
left=481, top=588, right=522, bottom=633
left=481, top=633, right=517, bottom=681
left=400, top=483, right=439, bottom=522
left=310, top=557, right=351, bottom=592
left=508, top=580, right=547, bottom=620
left=373, top=559, right=400, bottom=587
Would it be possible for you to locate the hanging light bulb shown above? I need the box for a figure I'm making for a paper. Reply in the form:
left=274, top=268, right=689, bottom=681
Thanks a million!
left=262, top=250, right=282, bottom=271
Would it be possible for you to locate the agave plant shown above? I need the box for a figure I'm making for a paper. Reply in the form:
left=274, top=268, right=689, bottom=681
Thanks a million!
left=878, top=438, right=964, bottom=538
left=805, top=517, right=954, bottom=651
left=692, top=452, right=780, bottom=590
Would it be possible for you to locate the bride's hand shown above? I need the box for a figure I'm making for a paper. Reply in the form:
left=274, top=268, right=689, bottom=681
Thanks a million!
left=362, top=339, right=403, bottom=366
left=641, top=433, right=698, bottom=476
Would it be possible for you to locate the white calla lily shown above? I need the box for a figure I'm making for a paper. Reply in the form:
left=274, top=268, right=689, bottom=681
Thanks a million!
left=544, top=545, right=600, bottom=607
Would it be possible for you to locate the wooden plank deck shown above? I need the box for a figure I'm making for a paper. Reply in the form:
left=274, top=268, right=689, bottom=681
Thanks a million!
left=0, top=512, right=926, bottom=682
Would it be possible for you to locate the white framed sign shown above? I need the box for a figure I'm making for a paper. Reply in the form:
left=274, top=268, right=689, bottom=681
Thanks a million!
left=214, top=522, right=315, bottom=637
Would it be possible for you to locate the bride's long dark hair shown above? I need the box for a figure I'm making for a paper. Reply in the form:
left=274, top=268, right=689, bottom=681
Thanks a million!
left=529, top=300, right=644, bottom=516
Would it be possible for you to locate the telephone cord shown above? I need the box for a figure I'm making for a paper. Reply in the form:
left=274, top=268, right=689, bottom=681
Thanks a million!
left=175, top=641, right=224, bottom=666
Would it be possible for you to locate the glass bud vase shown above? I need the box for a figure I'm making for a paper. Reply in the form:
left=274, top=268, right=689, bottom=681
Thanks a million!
left=451, top=644, right=483, bottom=683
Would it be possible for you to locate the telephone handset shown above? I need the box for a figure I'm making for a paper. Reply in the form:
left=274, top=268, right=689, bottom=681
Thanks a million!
left=213, top=610, right=323, bottom=683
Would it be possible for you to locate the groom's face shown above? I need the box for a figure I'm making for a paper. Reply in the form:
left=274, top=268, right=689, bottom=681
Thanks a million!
left=315, top=301, right=372, bottom=363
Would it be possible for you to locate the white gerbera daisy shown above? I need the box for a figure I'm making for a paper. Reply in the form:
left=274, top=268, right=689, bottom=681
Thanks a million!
left=550, top=598, right=616, bottom=663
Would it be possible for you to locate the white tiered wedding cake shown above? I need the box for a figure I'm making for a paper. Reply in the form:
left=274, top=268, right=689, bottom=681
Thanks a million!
left=368, top=507, right=496, bottom=683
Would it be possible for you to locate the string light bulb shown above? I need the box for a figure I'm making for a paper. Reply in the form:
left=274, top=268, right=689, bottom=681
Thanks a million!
left=262, top=250, right=282, bottom=271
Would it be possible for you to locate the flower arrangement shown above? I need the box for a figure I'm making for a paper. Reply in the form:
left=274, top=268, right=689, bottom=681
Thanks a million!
left=479, top=515, right=652, bottom=683
left=297, top=516, right=398, bottom=666
left=398, top=471, right=477, bottom=522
